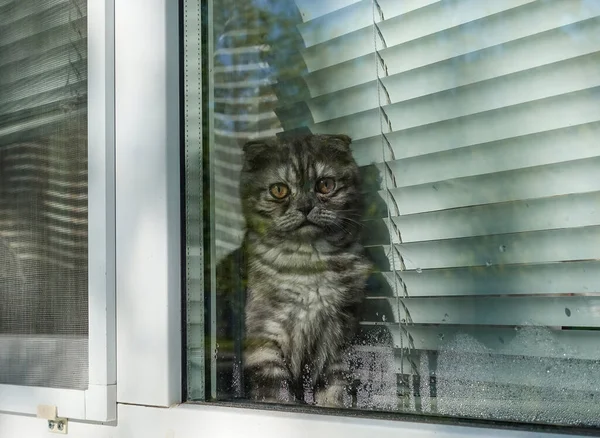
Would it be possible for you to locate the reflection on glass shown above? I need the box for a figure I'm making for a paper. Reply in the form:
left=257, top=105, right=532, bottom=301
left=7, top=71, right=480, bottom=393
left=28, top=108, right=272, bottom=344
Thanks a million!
left=185, top=0, right=600, bottom=427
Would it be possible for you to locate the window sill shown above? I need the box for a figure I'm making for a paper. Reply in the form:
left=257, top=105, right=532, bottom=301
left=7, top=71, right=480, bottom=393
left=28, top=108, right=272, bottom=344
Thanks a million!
left=2, top=401, right=588, bottom=438
left=183, top=400, right=598, bottom=438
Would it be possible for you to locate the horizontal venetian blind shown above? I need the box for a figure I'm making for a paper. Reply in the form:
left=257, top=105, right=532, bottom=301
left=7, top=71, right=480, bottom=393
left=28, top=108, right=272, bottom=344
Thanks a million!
left=0, top=0, right=88, bottom=389
left=204, top=0, right=600, bottom=422
left=287, top=0, right=600, bottom=424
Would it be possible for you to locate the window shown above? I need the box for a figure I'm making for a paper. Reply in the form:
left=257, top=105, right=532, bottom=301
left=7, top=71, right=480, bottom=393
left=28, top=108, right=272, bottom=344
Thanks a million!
left=0, top=0, right=115, bottom=421
left=183, top=0, right=600, bottom=430
left=1, top=0, right=599, bottom=436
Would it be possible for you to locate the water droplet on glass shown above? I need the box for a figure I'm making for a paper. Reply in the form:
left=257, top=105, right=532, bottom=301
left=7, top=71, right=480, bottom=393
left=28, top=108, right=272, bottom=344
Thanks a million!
left=498, top=245, right=507, bottom=252
left=416, top=268, right=422, bottom=274
left=565, top=307, right=571, bottom=317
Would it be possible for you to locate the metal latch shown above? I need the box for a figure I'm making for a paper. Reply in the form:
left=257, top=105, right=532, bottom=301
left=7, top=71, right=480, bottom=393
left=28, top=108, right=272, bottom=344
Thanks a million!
left=37, top=405, right=68, bottom=434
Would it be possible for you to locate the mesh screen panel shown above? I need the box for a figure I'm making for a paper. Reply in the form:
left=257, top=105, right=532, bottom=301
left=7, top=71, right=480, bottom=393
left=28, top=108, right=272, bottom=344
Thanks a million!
left=0, top=0, right=88, bottom=390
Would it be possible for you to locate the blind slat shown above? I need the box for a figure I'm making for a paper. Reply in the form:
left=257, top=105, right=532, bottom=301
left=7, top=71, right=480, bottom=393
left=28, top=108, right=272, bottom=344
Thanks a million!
left=363, top=295, right=600, bottom=327
left=366, top=225, right=600, bottom=271
left=372, top=260, right=600, bottom=298
left=379, top=156, right=600, bottom=216
left=384, top=325, right=600, bottom=361
left=373, top=191, right=600, bottom=243
left=361, top=323, right=600, bottom=362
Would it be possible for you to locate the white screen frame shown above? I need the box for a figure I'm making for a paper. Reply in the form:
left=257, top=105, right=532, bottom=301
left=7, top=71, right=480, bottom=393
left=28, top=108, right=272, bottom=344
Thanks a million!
left=0, top=0, right=117, bottom=422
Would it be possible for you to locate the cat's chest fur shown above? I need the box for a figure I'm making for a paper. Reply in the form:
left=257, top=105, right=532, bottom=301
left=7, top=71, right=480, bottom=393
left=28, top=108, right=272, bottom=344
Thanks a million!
left=280, top=269, right=345, bottom=322
left=246, top=241, right=369, bottom=376
left=248, top=240, right=365, bottom=311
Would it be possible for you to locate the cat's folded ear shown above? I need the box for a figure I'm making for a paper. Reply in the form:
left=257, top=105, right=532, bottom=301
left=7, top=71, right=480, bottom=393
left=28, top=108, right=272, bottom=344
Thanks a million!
left=326, top=134, right=352, bottom=148
left=242, top=139, right=271, bottom=170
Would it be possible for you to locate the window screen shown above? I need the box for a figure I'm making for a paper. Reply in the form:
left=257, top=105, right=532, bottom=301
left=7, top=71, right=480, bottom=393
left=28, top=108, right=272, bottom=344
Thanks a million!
left=0, top=0, right=88, bottom=390
left=184, top=0, right=600, bottom=428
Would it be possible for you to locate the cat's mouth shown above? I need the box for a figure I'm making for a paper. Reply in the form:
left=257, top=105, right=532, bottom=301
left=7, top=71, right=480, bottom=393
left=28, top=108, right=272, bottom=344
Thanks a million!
left=297, top=220, right=320, bottom=230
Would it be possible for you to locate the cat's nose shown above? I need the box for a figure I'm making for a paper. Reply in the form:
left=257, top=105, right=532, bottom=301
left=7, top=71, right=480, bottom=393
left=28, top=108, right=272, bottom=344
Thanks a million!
left=296, top=201, right=313, bottom=216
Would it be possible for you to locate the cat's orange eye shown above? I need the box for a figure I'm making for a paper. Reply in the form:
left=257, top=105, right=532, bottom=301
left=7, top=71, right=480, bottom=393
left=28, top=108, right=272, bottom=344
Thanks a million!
left=269, top=183, right=290, bottom=199
left=316, top=178, right=335, bottom=194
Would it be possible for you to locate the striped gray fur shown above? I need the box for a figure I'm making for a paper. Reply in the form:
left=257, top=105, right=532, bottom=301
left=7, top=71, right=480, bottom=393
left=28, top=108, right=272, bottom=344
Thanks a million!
left=240, top=134, right=371, bottom=406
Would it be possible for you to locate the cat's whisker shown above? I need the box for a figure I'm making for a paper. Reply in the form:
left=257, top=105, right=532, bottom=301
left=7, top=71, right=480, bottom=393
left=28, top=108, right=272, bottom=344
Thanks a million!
left=340, top=217, right=364, bottom=228
left=333, top=209, right=362, bottom=216
left=327, top=222, right=352, bottom=235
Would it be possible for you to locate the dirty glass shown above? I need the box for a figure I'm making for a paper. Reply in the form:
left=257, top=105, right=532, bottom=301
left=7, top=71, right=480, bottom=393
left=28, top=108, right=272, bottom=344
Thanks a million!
left=183, top=0, right=600, bottom=427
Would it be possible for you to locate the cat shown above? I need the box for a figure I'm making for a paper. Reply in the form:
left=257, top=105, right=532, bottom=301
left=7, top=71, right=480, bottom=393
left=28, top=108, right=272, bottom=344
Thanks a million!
left=238, top=133, right=372, bottom=406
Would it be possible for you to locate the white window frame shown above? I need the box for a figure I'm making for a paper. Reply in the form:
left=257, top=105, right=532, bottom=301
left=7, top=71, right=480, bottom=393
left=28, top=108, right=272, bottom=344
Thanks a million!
left=0, top=0, right=596, bottom=436
left=0, top=0, right=117, bottom=422
left=113, top=0, right=182, bottom=407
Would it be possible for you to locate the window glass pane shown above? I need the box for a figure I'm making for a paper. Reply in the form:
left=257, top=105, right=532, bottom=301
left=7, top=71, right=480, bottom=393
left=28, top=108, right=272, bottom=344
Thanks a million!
left=0, top=0, right=88, bottom=389
left=183, top=0, right=600, bottom=428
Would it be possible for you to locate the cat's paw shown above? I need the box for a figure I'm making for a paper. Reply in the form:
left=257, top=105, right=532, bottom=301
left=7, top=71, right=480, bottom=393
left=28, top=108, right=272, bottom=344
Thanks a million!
left=250, top=385, right=294, bottom=405
left=314, top=385, right=345, bottom=408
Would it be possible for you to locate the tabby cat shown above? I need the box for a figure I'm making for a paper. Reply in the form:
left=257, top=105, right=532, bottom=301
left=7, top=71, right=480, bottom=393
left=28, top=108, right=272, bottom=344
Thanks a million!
left=240, top=134, right=371, bottom=406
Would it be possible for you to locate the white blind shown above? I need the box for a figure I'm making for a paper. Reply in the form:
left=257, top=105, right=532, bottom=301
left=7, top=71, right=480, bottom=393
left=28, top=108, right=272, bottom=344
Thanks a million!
left=290, top=0, right=600, bottom=424
left=0, top=0, right=88, bottom=389
left=206, top=0, right=600, bottom=424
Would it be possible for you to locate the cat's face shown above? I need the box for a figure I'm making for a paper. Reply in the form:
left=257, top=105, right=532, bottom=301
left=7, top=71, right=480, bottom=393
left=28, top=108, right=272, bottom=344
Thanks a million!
left=240, top=134, right=362, bottom=245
